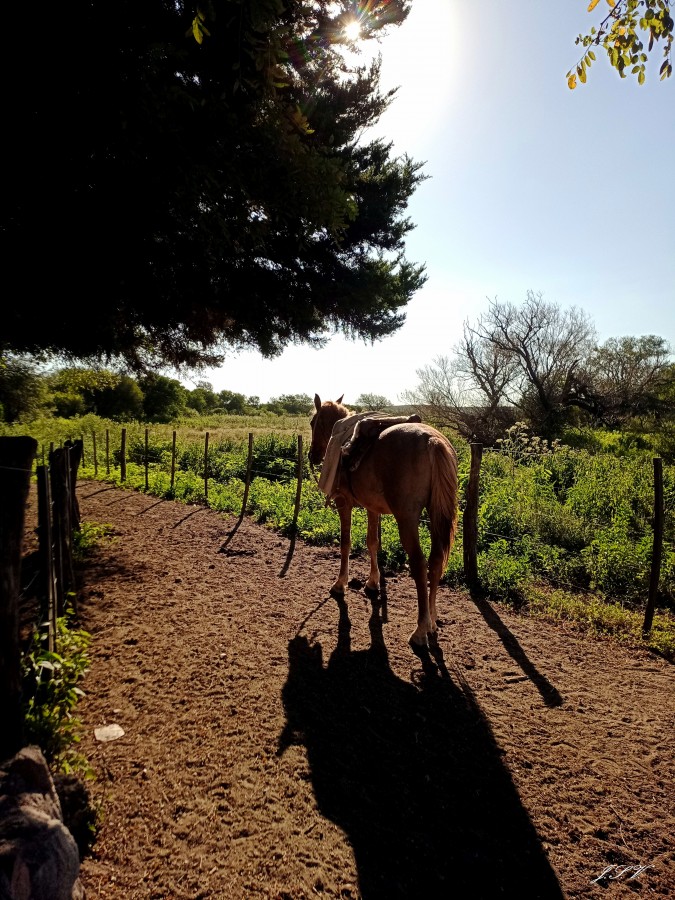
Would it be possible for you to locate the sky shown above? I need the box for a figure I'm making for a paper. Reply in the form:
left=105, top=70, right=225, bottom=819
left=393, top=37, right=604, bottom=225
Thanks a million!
left=182, top=0, right=675, bottom=405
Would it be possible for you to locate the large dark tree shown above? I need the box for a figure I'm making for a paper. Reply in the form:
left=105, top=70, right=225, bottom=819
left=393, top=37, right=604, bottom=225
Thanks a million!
left=3, top=1, right=424, bottom=372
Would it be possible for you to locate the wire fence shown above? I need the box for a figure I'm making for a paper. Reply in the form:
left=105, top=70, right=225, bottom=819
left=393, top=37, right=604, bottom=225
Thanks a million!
left=1, top=438, right=82, bottom=760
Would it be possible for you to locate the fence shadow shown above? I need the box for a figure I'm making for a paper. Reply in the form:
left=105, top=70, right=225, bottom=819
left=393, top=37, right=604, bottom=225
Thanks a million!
left=469, top=592, right=564, bottom=708
left=278, top=602, right=564, bottom=899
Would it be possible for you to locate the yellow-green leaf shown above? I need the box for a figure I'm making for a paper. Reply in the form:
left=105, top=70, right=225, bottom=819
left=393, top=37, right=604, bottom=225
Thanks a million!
left=568, top=73, right=578, bottom=89
left=588, top=0, right=601, bottom=10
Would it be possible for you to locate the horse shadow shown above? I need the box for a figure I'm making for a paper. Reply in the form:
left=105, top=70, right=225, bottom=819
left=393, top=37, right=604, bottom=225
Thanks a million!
left=278, top=598, right=564, bottom=899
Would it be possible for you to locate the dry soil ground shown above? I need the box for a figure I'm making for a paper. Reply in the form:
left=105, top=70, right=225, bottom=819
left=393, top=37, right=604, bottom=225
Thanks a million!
left=37, top=482, right=675, bottom=898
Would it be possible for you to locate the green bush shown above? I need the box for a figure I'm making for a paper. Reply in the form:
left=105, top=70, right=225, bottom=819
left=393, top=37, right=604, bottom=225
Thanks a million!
left=22, top=614, right=92, bottom=775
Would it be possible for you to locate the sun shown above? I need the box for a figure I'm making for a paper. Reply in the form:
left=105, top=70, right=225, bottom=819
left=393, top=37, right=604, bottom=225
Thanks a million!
left=343, top=19, right=362, bottom=42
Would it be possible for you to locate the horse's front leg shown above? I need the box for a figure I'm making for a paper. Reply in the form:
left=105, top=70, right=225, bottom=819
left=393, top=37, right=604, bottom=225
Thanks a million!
left=330, top=500, right=352, bottom=597
left=365, top=510, right=381, bottom=594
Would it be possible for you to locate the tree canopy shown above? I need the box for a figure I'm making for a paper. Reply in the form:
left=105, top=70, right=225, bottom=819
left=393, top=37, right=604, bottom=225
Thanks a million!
left=3, top=0, right=425, bottom=374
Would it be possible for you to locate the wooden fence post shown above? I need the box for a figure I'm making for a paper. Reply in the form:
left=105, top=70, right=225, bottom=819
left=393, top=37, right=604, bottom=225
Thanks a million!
left=92, top=431, right=98, bottom=477
left=49, top=448, right=70, bottom=615
left=106, top=429, right=110, bottom=475
left=120, top=428, right=127, bottom=482
left=0, top=436, right=38, bottom=760
left=145, top=427, right=149, bottom=491
left=463, top=442, right=483, bottom=591
left=279, top=435, right=304, bottom=577
left=204, top=432, right=210, bottom=502
left=36, top=465, right=57, bottom=653
left=66, top=440, right=82, bottom=531
left=643, top=457, right=664, bottom=636
left=170, top=430, right=177, bottom=493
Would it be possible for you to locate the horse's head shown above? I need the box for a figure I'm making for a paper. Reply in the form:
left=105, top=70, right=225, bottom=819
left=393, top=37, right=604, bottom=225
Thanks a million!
left=308, top=393, right=348, bottom=465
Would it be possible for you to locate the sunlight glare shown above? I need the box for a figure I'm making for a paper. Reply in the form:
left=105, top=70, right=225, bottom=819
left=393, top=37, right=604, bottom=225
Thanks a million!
left=344, top=19, right=361, bottom=42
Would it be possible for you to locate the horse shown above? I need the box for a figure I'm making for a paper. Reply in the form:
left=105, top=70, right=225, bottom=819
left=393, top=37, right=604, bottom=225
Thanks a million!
left=308, top=394, right=459, bottom=650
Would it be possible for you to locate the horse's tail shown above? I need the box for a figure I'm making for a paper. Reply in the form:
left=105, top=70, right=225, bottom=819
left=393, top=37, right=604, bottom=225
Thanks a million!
left=428, top=435, right=459, bottom=570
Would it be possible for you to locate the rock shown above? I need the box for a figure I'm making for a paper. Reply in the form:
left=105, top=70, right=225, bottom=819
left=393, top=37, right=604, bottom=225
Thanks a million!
left=0, top=746, right=84, bottom=900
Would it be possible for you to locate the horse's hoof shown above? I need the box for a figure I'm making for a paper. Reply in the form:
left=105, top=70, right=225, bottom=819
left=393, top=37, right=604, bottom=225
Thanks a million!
left=408, top=636, right=428, bottom=658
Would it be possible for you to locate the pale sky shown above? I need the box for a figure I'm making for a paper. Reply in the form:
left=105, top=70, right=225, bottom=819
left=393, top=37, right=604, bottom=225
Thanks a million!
left=183, top=0, right=675, bottom=405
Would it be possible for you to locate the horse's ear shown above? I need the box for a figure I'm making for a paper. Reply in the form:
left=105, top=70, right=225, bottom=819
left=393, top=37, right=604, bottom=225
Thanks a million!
left=336, top=394, right=344, bottom=405
left=314, top=394, right=322, bottom=412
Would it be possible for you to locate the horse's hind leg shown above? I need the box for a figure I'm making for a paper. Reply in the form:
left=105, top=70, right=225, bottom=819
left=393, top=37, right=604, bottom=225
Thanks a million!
left=427, top=540, right=445, bottom=642
left=397, top=518, right=433, bottom=647
left=365, top=510, right=381, bottom=594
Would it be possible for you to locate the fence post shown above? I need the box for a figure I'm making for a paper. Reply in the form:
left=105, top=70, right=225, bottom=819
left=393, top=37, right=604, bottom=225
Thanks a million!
left=145, top=427, right=149, bottom=491
left=36, top=465, right=57, bottom=653
left=120, top=428, right=127, bottom=482
left=463, top=442, right=483, bottom=591
left=204, top=432, right=210, bottom=502
left=0, top=436, right=38, bottom=760
left=66, top=439, right=82, bottom=531
left=643, top=457, right=664, bottom=636
left=106, top=429, right=110, bottom=475
left=279, top=435, right=304, bottom=577
left=170, top=430, right=177, bottom=493
left=49, top=447, right=70, bottom=615
left=92, top=430, right=98, bottom=477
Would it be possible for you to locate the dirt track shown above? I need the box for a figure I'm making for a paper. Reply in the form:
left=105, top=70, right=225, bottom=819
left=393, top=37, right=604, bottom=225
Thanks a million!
left=66, top=482, right=675, bottom=899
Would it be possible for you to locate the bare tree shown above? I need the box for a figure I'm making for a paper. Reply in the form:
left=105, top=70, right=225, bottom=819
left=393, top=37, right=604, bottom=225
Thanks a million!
left=402, top=341, right=518, bottom=444
left=405, top=291, right=599, bottom=442
left=471, top=291, right=598, bottom=435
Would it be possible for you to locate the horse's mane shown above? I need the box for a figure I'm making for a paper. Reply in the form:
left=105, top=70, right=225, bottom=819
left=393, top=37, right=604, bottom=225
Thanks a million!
left=324, top=400, right=350, bottom=419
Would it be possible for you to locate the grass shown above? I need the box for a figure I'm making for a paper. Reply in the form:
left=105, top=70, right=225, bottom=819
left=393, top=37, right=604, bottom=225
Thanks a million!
left=521, top=582, right=675, bottom=661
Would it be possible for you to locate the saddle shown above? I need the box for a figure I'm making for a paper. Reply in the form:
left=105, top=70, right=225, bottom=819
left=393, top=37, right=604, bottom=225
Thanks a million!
left=340, top=414, right=422, bottom=472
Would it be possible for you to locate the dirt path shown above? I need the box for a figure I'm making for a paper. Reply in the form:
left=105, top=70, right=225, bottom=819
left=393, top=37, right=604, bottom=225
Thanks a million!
left=67, top=482, right=674, bottom=899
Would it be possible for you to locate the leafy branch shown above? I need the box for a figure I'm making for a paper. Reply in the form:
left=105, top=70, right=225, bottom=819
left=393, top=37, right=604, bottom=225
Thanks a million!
left=567, top=0, right=673, bottom=87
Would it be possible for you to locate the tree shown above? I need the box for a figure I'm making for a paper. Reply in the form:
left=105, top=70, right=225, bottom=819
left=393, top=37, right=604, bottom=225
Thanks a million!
left=568, top=0, right=673, bottom=88
left=0, top=355, right=48, bottom=423
left=217, top=390, right=247, bottom=414
left=94, top=376, right=146, bottom=421
left=402, top=349, right=519, bottom=445
left=43, top=368, right=147, bottom=421
left=405, top=292, right=601, bottom=441
left=266, top=393, right=314, bottom=415
left=588, top=335, right=673, bottom=424
left=186, top=383, right=220, bottom=414
left=3, top=1, right=425, bottom=375
left=354, top=393, right=392, bottom=410
left=139, top=375, right=189, bottom=423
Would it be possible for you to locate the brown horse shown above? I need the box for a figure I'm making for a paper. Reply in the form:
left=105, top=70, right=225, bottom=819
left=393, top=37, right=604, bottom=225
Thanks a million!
left=308, top=394, right=458, bottom=650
